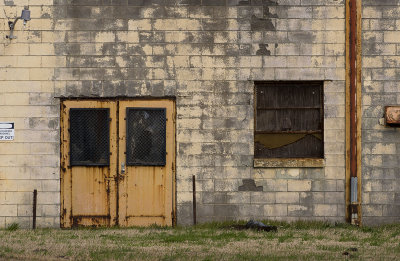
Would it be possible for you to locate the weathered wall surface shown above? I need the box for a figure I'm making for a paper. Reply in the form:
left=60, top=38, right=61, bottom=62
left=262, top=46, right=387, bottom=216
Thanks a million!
left=362, top=0, right=400, bottom=225
left=173, top=0, right=347, bottom=224
left=0, top=0, right=60, bottom=228
left=0, top=0, right=347, bottom=228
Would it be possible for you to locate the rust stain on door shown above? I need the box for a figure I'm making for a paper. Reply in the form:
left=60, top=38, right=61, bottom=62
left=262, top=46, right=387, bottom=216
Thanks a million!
left=61, top=100, right=118, bottom=228
left=118, top=100, right=175, bottom=227
left=61, top=99, right=175, bottom=228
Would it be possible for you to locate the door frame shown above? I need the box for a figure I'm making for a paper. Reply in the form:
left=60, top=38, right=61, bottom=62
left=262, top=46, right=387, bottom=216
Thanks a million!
left=60, top=98, right=176, bottom=227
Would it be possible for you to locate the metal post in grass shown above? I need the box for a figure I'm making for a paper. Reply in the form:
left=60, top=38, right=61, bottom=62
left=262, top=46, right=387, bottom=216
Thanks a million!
left=192, top=175, right=196, bottom=225
left=33, top=189, right=37, bottom=229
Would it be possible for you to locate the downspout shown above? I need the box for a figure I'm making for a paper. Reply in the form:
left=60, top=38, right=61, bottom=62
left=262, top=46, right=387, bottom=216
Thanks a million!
left=346, top=0, right=362, bottom=225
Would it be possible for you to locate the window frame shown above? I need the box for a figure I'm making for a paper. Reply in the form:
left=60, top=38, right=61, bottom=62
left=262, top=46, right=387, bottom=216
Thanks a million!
left=253, top=81, right=325, bottom=168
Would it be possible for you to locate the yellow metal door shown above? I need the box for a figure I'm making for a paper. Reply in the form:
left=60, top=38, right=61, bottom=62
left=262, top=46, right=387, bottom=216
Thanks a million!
left=118, top=100, right=175, bottom=226
left=61, top=100, right=118, bottom=227
left=61, top=99, right=175, bottom=227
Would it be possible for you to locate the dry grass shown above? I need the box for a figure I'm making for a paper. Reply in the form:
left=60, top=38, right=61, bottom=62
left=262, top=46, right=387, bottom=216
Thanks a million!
left=1, top=221, right=400, bottom=260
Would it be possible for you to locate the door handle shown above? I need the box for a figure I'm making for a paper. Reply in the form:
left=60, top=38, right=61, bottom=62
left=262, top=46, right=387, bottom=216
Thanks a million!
left=121, top=162, right=125, bottom=174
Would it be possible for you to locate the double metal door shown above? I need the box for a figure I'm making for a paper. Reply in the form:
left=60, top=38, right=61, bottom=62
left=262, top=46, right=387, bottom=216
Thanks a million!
left=60, top=99, right=175, bottom=227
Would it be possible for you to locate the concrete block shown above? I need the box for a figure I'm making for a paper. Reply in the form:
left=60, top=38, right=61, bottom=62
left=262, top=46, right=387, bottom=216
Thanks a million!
left=0, top=205, right=17, bottom=216
left=17, top=204, right=35, bottom=217
left=300, top=192, right=324, bottom=204
left=37, top=192, right=60, bottom=205
left=250, top=192, right=275, bottom=204
left=370, top=192, right=395, bottom=204
left=363, top=180, right=383, bottom=192
left=363, top=204, right=383, bottom=217
left=227, top=192, right=251, bottom=204
left=4, top=192, right=31, bottom=204
left=324, top=167, right=345, bottom=179
left=257, top=179, right=287, bottom=192
left=276, top=169, right=300, bottom=179
left=276, top=192, right=299, bottom=204
left=288, top=180, right=312, bottom=192
left=197, top=204, right=214, bottom=218
left=42, top=205, right=60, bottom=217
left=214, top=204, right=238, bottom=217
left=36, top=217, right=59, bottom=228
left=363, top=7, right=382, bottom=18
left=252, top=169, right=276, bottom=179
left=177, top=204, right=193, bottom=225
left=314, top=204, right=337, bottom=217
left=324, top=192, right=344, bottom=204
left=312, top=180, right=337, bottom=192
left=383, top=205, right=400, bottom=217
left=6, top=217, right=30, bottom=229
left=264, top=204, right=287, bottom=217
left=288, top=204, right=312, bottom=217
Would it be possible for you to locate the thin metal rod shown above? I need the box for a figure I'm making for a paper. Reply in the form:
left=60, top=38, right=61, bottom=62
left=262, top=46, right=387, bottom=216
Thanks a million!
left=33, top=189, right=37, bottom=229
left=192, top=175, right=196, bottom=225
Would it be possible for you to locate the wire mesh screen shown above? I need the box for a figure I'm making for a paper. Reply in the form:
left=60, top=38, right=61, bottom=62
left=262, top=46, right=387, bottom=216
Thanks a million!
left=69, top=108, right=110, bottom=166
left=126, top=108, right=166, bottom=166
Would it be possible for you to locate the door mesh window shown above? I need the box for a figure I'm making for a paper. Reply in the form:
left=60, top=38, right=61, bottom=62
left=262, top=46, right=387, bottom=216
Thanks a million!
left=69, top=108, right=110, bottom=166
left=126, top=108, right=166, bottom=166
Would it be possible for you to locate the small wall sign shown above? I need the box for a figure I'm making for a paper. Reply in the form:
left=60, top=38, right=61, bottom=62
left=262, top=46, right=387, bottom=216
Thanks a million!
left=0, top=122, right=15, bottom=140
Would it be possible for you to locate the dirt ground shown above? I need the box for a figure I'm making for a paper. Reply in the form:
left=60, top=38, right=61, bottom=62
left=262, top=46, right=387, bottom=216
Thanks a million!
left=0, top=221, right=399, bottom=260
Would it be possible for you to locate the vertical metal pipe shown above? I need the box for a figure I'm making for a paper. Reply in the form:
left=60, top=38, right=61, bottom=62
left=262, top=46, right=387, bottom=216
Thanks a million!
left=192, top=175, right=196, bottom=225
left=33, top=189, right=37, bottom=229
left=351, top=177, right=358, bottom=203
left=349, top=0, right=360, bottom=225
left=350, top=0, right=357, bottom=180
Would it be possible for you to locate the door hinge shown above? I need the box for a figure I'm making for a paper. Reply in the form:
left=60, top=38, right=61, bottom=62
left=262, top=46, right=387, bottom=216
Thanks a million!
left=171, top=162, right=175, bottom=172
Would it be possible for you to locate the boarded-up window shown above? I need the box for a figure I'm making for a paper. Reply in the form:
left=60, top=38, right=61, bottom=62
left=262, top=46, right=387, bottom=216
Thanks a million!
left=255, top=82, right=323, bottom=158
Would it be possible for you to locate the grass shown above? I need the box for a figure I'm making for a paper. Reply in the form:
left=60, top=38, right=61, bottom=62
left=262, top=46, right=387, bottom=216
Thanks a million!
left=5, top=222, right=19, bottom=231
left=0, top=221, right=399, bottom=260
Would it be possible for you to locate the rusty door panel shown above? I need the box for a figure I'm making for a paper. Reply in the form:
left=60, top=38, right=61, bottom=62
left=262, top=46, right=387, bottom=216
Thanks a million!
left=61, top=99, right=175, bottom=227
left=61, top=100, right=118, bottom=228
left=118, top=100, right=175, bottom=227
left=126, top=167, right=164, bottom=216
left=71, top=168, right=108, bottom=214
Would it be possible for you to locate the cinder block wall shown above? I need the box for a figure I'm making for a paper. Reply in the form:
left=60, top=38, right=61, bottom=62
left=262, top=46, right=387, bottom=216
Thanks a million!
left=362, top=0, right=400, bottom=225
left=0, top=0, right=347, bottom=228
left=0, top=0, right=60, bottom=228
left=173, top=0, right=346, bottom=224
